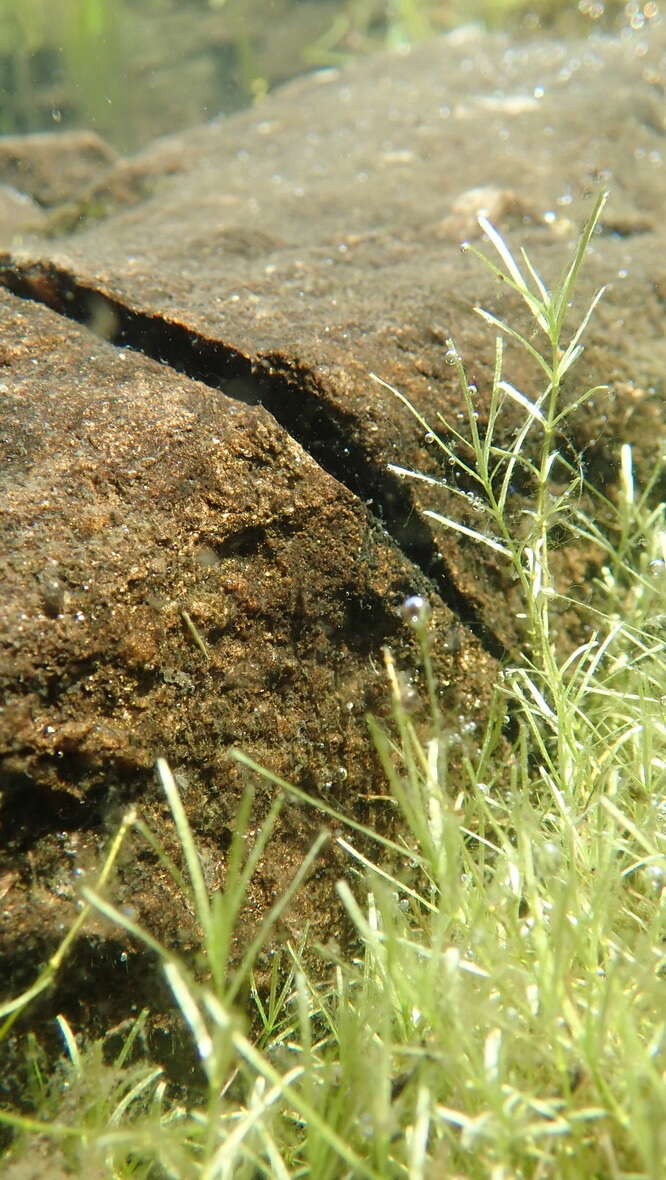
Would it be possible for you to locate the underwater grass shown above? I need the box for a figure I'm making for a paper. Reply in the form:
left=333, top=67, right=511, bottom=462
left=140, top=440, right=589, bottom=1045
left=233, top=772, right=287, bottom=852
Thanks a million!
left=1, top=195, right=665, bottom=1176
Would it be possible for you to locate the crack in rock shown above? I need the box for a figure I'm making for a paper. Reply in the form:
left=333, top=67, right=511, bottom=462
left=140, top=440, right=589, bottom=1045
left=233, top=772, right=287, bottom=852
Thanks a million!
left=0, top=255, right=507, bottom=661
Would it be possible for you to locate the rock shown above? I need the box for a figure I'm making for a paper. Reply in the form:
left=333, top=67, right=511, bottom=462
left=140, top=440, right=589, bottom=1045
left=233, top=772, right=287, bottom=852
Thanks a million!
left=0, top=185, right=47, bottom=247
left=1, top=19, right=665, bottom=1059
left=0, top=130, right=117, bottom=207
left=432, top=186, right=545, bottom=241
left=0, top=285, right=494, bottom=1053
left=4, top=23, right=665, bottom=649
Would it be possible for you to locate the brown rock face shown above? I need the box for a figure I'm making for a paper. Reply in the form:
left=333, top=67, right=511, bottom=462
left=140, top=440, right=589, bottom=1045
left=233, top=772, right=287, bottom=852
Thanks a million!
left=0, top=286, right=493, bottom=1053
left=0, top=23, right=664, bottom=1054
left=0, top=130, right=118, bottom=207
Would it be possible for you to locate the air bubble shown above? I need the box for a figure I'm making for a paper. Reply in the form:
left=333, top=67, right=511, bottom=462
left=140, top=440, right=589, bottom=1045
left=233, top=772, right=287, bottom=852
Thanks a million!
left=641, top=864, right=665, bottom=892
left=400, top=595, right=431, bottom=627
left=397, top=674, right=420, bottom=712
left=539, top=841, right=562, bottom=873
left=458, top=716, right=477, bottom=736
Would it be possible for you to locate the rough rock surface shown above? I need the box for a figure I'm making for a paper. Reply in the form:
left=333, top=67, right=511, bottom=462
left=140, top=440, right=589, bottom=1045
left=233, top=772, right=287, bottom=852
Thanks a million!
left=1, top=22, right=664, bottom=1065
left=0, top=130, right=118, bottom=208
left=0, top=185, right=46, bottom=248
left=0, top=285, right=493, bottom=1067
left=4, top=24, right=665, bottom=646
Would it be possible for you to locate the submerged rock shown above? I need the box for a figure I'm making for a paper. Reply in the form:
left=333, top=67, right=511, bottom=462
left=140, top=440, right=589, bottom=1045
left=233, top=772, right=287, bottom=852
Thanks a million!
left=0, top=130, right=117, bottom=208
left=0, top=284, right=493, bottom=1055
left=0, top=20, right=664, bottom=1057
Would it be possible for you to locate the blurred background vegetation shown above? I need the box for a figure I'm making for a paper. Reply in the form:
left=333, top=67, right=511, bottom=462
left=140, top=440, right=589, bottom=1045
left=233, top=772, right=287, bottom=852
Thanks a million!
left=0, top=0, right=659, bottom=151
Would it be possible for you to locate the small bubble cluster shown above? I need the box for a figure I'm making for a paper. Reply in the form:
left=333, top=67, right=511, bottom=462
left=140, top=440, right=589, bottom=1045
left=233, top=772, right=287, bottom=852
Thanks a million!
left=396, top=671, right=420, bottom=712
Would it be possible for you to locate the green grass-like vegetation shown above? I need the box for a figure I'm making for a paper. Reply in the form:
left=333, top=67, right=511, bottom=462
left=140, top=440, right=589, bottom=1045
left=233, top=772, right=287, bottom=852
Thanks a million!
left=2, top=195, right=665, bottom=1176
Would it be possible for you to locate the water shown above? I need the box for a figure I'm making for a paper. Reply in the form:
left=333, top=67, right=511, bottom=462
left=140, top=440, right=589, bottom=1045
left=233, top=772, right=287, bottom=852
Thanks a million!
left=0, top=0, right=650, bottom=152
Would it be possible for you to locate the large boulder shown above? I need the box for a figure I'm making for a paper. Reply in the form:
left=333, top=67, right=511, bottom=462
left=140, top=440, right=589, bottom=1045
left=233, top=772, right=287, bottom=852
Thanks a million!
left=1, top=21, right=664, bottom=1054
left=0, top=283, right=494, bottom=1059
